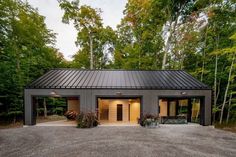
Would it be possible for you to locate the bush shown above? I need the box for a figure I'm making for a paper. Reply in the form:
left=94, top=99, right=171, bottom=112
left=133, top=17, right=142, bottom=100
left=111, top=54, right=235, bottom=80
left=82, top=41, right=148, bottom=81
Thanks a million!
left=0, top=111, right=23, bottom=124
left=64, top=110, right=78, bottom=120
left=76, top=112, right=98, bottom=128
left=37, top=108, right=45, bottom=116
left=138, top=114, right=159, bottom=127
left=52, top=107, right=64, bottom=115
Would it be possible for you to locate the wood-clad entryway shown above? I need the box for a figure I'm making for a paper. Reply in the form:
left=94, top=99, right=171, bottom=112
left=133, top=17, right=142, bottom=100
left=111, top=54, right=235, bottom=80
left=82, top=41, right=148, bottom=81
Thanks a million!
left=97, top=98, right=141, bottom=124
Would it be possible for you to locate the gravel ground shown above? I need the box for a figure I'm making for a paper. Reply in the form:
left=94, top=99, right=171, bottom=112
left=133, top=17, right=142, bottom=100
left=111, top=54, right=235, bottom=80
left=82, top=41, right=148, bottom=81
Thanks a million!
left=0, top=125, right=236, bottom=157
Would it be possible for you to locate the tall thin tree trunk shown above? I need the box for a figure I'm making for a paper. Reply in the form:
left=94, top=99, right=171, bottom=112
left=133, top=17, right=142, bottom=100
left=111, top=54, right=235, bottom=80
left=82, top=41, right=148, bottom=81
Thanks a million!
left=226, top=92, right=232, bottom=124
left=213, top=54, right=218, bottom=123
left=89, top=33, right=93, bottom=69
left=200, top=55, right=205, bottom=82
left=162, top=18, right=178, bottom=70
left=43, top=98, right=47, bottom=118
left=201, top=27, right=208, bottom=82
left=138, top=51, right=141, bottom=69
left=220, top=54, right=235, bottom=124
left=213, top=34, right=219, bottom=123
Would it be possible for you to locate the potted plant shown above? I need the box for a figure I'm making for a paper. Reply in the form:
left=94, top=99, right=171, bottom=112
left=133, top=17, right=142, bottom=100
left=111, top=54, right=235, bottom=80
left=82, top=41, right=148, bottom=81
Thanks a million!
left=139, top=114, right=159, bottom=128
left=76, top=112, right=99, bottom=128
left=64, top=110, right=78, bottom=120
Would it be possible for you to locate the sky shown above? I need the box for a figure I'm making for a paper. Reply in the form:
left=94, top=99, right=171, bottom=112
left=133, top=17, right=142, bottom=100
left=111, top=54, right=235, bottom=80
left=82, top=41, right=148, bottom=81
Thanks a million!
left=27, top=0, right=127, bottom=61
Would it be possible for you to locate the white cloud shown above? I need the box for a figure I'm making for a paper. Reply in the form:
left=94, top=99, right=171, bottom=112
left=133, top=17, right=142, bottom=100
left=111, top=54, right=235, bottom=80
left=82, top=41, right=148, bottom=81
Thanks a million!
left=26, top=0, right=127, bottom=61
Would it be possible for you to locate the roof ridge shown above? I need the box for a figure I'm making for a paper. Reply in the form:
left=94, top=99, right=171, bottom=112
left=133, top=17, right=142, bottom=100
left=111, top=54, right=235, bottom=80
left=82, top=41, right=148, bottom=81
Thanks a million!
left=50, top=68, right=185, bottom=72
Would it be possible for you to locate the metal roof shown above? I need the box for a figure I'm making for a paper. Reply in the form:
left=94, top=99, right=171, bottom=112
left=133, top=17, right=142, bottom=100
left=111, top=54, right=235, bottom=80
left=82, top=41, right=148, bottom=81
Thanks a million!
left=26, top=69, right=210, bottom=90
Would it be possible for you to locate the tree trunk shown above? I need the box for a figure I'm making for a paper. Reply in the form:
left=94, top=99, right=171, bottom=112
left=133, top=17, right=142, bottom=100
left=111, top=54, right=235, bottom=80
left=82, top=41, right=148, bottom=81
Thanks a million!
left=213, top=54, right=218, bottom=123
left=216, top=79, right=221, bottom=102
left=226, top=92, right=232, bottom=124
left=43, top=98, right=47, bottom=118
left=201, top=27, right=208, bottom=82
left=213, top=34, right=219, bottom=123
left=220, top=54, right=235, bottom=124
left=89, top=33, right=93, bottom=69
left=162, top=18, right=178, bottom=70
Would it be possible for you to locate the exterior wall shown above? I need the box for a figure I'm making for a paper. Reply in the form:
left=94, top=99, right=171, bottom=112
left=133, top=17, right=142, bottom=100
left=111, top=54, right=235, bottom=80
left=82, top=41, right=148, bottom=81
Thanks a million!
left=67, top=99, right=80, bottom=113
left=130, top=101, right=140, bottom=122
left=24, top=89, right=212, bottom=126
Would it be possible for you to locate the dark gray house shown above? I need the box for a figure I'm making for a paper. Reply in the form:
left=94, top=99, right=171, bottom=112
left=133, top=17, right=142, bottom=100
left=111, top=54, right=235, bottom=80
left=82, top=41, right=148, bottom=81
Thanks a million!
left=24, top=69, right=212, bottom=126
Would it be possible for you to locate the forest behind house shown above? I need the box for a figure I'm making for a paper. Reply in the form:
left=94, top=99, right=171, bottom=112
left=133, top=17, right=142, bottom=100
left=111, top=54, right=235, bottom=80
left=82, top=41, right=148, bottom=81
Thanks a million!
left=0, top=0, right=236, bottom=127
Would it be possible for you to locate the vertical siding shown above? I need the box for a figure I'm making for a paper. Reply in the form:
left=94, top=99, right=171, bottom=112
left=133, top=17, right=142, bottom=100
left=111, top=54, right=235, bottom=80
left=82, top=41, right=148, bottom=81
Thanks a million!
left=108, top=99, right=130, bottom=122
left=67, top=99, right=80, bottom=113
left=108, top=100, right=117, bottom=122
left=122, top=103, right=129, bottom=122
left=130, top=101, right=140, bottom=122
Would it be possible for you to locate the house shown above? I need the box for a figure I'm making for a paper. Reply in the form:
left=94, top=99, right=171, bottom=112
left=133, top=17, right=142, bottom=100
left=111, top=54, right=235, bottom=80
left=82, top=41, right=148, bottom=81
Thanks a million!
left=24, top=69, right=212, bottom=125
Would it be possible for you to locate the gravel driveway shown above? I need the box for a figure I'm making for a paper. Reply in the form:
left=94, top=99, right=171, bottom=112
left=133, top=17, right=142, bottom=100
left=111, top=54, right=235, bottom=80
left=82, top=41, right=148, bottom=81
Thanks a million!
left=0, top=125, right=236, bottom=157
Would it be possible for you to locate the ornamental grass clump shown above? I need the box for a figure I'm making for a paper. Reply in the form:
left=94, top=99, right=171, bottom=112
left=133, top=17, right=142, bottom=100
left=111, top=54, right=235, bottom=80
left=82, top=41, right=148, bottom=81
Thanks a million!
left=64, top=110, right=78, bottom=120
left=138, top=114, right=159, bottom=128
left=76, top=112, right=99, bottom=128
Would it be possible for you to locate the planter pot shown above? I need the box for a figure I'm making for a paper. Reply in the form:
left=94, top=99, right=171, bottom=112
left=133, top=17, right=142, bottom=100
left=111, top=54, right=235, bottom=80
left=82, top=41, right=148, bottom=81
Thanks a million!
left=145, top=119, right=159, bottom=128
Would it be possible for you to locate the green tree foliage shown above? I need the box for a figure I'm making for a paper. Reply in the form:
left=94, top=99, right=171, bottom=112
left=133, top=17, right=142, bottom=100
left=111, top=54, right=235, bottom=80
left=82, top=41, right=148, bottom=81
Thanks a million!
left=114, top=0, right=164, bottom=69
left=59, top=0, right=236, bottom=123
left=59, top=0, right=117, bottom=69
left=0, top=0, right=66, bottom=120
left=1, top=0, right=235, bottom=124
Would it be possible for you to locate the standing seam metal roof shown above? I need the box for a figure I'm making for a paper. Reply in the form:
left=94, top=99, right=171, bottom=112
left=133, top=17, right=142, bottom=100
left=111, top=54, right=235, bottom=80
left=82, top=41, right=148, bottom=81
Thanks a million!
left=26, top=69, right=211, bottom=90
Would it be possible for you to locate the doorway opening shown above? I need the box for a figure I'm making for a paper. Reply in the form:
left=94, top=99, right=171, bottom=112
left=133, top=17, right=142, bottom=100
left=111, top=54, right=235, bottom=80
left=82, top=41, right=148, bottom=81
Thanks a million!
left=32, top=96, right=80, bottom=125
left=97, top=97, right=141, bottom=124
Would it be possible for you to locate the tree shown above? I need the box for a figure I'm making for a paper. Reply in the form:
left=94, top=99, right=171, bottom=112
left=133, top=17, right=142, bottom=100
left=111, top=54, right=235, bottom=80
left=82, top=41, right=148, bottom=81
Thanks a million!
left=218, top=33, right=236, bottom=124
left=0, top=0, right=66, bottom=121
left=114, top=0, right=164, bottom=70
left=59, top=0, right=116, bottom=69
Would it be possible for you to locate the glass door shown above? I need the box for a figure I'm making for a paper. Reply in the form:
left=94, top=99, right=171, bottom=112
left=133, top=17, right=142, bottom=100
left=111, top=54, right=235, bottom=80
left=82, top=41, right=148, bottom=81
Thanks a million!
left=169, top=101, right=176, bottom=116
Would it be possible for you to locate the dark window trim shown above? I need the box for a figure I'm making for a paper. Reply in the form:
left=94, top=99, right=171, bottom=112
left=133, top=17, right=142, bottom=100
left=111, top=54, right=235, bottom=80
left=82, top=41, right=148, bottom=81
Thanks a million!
left=158, top=96, right=205, bottom=126
left=30, top=95, right=80, bottom=125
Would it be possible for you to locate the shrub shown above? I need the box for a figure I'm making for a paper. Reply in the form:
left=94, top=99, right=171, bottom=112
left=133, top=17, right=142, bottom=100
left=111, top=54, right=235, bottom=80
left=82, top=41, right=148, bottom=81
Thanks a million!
left=76, top=112, right=99, bottom=128
left=37, top=108, right=45, bottom=116
left=138, top=114, right=159, bottom=127
left=52, top=107, right=64, bottom=115
left=0, top=111, right=23, bottom=124
left=64, top=110, right=78, bottom=120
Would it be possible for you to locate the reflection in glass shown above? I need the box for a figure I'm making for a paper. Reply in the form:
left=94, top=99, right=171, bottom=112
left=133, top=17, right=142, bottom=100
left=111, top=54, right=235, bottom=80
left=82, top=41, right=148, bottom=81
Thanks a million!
left=191, top=99, right=200, bottom=123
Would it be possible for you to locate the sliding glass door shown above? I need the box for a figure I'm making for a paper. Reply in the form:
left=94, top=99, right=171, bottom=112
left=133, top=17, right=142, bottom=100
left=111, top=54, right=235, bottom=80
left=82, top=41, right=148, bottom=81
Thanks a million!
left=159, top=97, right=203, bottom=124
left=169, top=101, right=176, bottom=116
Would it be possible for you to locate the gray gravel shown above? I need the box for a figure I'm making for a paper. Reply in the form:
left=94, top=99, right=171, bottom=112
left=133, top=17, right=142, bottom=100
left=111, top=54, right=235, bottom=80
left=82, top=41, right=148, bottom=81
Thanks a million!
left=0, top=125, right=236, bottom=157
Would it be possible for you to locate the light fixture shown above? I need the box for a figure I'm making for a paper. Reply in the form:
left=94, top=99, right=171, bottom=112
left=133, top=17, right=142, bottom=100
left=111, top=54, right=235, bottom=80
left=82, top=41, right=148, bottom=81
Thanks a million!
left=180, top=91, right=187, bottom=95
left=116, top=92, right=122, bottom=96
left=50, top=90, right=60, bottom=97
